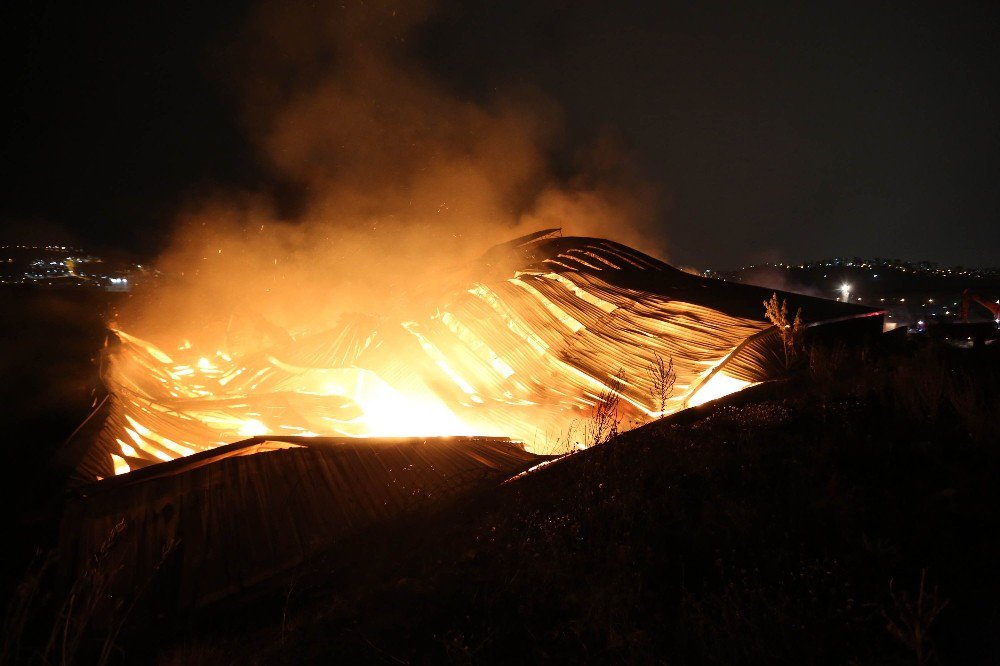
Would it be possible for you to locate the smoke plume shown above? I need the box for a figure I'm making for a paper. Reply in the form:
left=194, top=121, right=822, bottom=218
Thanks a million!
left=128, top=0, right=663, bottom=342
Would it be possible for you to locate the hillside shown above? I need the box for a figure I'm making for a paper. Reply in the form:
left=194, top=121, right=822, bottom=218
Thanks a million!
left=712, top=259, right=1000, bottom=327
left=3, top=294, right=999, bottom=665
left=131, top=340, right=1000, bottom=665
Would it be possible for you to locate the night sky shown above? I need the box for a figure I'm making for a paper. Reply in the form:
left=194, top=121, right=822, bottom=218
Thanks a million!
left=2, top=1, right=998, bottom=269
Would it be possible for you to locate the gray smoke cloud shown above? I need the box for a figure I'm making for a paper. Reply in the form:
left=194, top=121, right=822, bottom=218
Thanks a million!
left=127, top=0, right=664, bottom=343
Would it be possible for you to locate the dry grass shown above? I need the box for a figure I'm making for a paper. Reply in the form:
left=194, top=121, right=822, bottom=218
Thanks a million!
left=884, top=570, right=949, bottom=666
left=763, top=292, right=805, bottom=369
left=1, top=520, right=176, bottom=666
left=584, top=369, right=625, bottom=447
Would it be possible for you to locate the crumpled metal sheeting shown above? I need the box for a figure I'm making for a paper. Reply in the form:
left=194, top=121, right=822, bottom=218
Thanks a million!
left=61, top=436, right=544, bottom=609
left=82, top=237, right=789, bottom=479
left=439, top=271, right=770, bottom=410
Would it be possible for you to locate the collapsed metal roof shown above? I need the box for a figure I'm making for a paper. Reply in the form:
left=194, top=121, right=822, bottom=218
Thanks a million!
left=70, top=232, right=883, bottom=483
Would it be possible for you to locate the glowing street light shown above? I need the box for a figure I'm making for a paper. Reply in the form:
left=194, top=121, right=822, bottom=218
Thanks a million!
left=840, top=283, right=851, bottom=301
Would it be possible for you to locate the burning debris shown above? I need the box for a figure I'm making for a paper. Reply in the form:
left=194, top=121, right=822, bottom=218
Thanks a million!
left=66, top=231, right=887, bottom=483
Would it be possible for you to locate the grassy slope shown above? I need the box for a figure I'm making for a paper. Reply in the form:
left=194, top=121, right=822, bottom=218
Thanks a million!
left=153, top=342, right=1000, bottom=665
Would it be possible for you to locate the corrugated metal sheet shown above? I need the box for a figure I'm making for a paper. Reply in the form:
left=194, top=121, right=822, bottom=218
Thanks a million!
left=72, top=233, right=879, bottom=481
left=60, top=436, right=544, bottom=610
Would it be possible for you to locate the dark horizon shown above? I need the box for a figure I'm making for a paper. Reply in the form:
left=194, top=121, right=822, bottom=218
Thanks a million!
left=2, top=1, right=999, bottom=269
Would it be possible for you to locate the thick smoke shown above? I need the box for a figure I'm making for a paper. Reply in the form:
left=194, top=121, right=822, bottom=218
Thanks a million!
left=734, top=266, right=827, bottom=299
left=128, top=0, right=662, bottom=343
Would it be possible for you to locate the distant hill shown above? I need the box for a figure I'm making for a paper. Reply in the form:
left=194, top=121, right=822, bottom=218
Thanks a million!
left=709, top=258, right=1000, bottom=327
left=0, top=244, right=153, bottom=290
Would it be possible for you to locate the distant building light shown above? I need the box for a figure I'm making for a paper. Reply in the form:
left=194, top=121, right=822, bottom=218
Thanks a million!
left=107, top=277, right=131, bottom=292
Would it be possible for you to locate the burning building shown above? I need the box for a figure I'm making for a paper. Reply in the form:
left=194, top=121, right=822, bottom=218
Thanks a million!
left=57, top=230, right=883, bottom=610
left=69, top=230, right=882, bottom=483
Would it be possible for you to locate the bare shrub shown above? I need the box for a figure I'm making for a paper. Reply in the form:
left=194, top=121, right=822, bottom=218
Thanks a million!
left=646, top=353, right=676, bottom=416
left=883, top=570, right=948, bottom=666
left=562, top=419, right=580, bottom=452
left=586, top=369, right=625, bottom=447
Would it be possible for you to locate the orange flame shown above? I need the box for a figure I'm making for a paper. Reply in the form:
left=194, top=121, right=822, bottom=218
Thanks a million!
left=95, top=240, right=772, bottom=478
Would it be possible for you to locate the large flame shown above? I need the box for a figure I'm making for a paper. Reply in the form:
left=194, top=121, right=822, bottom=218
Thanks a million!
left=92, top=238, right=775, bottom=478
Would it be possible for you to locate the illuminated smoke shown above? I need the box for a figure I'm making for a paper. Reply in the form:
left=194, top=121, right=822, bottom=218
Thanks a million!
left=89, top=0, right=684, bottom=476
left=128, top=0, right=663, bottom=341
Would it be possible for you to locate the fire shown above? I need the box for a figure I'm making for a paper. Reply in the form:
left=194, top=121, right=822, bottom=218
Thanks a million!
left=92, top=237, right=776, bottom=478
left=687, top=373, right=753, bottom=408
left=237, top=419, right=269, bottom=437
left=99, top=324, right=493, bottom=467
